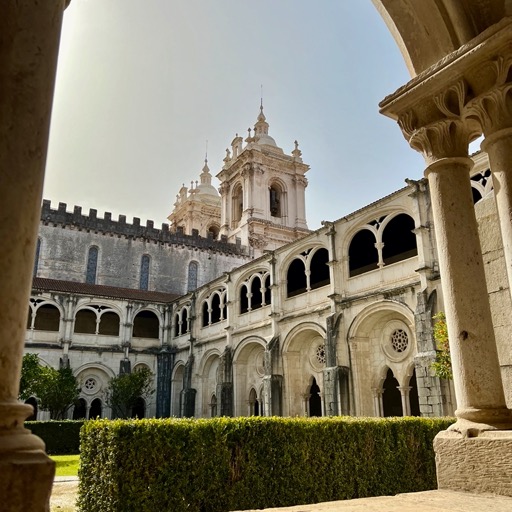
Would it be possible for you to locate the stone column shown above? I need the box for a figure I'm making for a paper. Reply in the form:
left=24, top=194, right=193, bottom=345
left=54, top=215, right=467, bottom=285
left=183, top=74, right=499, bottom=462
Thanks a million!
left=398, top=386, right=411, bottom=416
left=0, top=1, right=68, bottom=510
left=467, top=73, right=512, bottom=299
left=408, top=117, right=511, bottom=432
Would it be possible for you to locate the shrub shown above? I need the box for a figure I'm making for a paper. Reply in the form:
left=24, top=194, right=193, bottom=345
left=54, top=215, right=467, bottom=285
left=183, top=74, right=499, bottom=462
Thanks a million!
left=78, top=416, right=453, bottom=512
left=26, top=420, right=83, bottom=455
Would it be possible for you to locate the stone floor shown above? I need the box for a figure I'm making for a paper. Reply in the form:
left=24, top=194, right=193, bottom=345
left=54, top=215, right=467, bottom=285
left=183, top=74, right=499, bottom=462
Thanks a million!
left=235, top=490, right=512, bottom=511
left=51, top=480, right=512, bottom=512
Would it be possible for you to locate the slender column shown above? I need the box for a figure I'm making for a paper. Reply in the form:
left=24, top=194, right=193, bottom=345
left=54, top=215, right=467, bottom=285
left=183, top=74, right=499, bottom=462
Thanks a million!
left=0, top=1, right=68, bottom=509
left=398, top=386, right=411, bottom=416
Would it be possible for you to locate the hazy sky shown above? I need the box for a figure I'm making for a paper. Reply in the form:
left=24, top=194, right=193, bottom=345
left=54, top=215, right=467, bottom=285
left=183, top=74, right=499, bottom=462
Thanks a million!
left=45, top=0, right=427, bottom=230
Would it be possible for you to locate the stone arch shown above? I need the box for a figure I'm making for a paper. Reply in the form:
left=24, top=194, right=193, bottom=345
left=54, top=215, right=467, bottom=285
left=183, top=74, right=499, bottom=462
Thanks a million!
left=207, top=223, right=220, bottom=240
left=75, top=363, right=114, bottom=418
left=199, top=351, right=221, bottom=417
left=233, top=338, right=266, bottom=416
left=72, top=397, right=87, bottom=420
left=32, top=302, right=61, bottom=332
left=237, top=269, right=271, bottom=314
left=282, top=322, right=326, bottom=417
left=89, top=398, right=103, bottom=419
left=348, top=300, right=415, bottom=417
left=372, top=1, right=504, bottom=76
left=171, top=361, right=186, bottom=417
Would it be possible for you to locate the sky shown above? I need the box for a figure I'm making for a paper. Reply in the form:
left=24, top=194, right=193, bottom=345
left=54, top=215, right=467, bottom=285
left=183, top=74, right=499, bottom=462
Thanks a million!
left=45, top=0, right=427, bottom=230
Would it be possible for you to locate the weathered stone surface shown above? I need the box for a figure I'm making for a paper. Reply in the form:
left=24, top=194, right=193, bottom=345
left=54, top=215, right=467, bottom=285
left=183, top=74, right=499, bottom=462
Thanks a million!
left=435, top=430, right=512, bottom=496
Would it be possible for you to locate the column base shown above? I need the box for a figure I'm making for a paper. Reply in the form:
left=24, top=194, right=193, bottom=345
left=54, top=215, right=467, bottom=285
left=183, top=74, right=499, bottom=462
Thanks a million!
left=0, top=450, right=55, bottom=512
left=0, top=401, right=56, bottom=511
left=434, top=429, right=512, bottom=497
left=451, top=407, right=512, bottom=436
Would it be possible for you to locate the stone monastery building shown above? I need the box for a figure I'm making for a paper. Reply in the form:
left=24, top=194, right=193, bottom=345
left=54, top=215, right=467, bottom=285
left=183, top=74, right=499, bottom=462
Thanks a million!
left=26, top=107, right=511, bottom=421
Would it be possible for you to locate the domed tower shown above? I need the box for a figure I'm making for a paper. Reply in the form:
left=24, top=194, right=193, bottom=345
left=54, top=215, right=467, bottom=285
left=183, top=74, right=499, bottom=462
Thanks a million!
left=168, top=159, right=221, bottom=239
left=217, top=105, right=310, bottom=256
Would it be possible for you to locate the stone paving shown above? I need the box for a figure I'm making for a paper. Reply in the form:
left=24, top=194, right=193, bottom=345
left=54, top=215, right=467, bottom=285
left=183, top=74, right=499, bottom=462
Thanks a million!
left=235, top=490, right=512, bottom=512
left=52, top=480, right=512, bottom=512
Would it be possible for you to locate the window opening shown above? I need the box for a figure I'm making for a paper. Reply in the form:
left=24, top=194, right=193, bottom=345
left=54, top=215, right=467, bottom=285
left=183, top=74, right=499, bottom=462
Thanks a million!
left=310, top=248, right=330, bottom=290
left=33, top=304, right=60, bottom=332
left=309, top=377, right=322, bottom=417
left=287, top=258, right=307, bottom=297
left=188, top=261, right=198, bottom=292
left=89, top=398, right=102, bottom=419
left=140, top=254, right=150, bottom=290
left=348, top=230, right=378, bottom=277
left=86, top=246, right=98, bottom=284
left=382, top=368, right=402, bottom=417
left=133, top=310, right=159, bottom=338
left=382, top=214, right=418, bottom=266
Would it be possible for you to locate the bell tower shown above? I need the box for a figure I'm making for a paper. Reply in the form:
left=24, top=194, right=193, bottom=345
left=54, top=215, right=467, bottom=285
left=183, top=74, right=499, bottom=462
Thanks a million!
left=217, top=105, right=310, bottom=256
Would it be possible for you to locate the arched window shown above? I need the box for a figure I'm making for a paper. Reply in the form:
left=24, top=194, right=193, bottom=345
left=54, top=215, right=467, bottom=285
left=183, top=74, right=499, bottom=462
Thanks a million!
left=208, top=225, right=219, bottom=240
left=98, top=311, right=120, bottom=336
left=240, top=284, right=249, bottom=314
left=409, top=370, right=420, bottom=417
left=232, top=184, right=243, bottom=224
left=309, top=378, right=322, bottom=417
left=188, top=261, right=198, bottom=292
left=309, top=248, right=330, bottom=290
left=382, top=214, right=417, bottom=265
left=287, top=258, right=307, bottom=297
left=139, top=254, right=150, bottom=291
left=202, top=301, right=209, bottom=327
left=33, top=238, right=41, bottom=278
left=86, top=246, right=99, bottom=284
left=249, top=388, right=259, bottom=416
left=182, top=308, right=189, bottom=334
left=210, top=394, right=217, bottom=417
left=382, top=368, right=402, bottom=417
left=133, top=310, right=159, bottom=339
left=269, top=184, right=282, bottom=218
left=74, top=309, right=97, bottom=334
left=33, top=304, right=60, bottom=332
left=264, top=275, right=271, bottom=305
left=251, top=276, right=263, bottom=310
left=73, top=398, right=87, bottom=420
left=89, top=398, right=102, bottom=419
left=174, top=313, right=181, bottom=337
left=211, top=294, right=221, bottom=324
left=348, top=229, right=378, bottom=277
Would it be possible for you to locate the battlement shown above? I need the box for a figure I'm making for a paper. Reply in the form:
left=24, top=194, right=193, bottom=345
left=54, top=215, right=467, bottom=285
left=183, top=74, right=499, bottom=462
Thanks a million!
left=40, top=200, right=248, bottom=256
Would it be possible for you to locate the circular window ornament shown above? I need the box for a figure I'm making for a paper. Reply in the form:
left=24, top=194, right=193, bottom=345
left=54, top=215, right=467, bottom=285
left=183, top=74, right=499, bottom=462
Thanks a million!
left=381, top=320, right=412, bottom=362
left=83, top=377, right=97, bottom=394
left=391, top=329, right=409, bottom=353
left=316, top=345, right=326, bottom=365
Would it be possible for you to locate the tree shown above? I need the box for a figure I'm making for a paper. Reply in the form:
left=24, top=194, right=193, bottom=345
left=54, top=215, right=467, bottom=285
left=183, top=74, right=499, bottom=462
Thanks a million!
left=106, top=367, right=154, bottom=419
left=36, top=366, right=81, bottom=420
left=19, top=354, right=81, bottom=420
left=19, top=353, right=43, bottom=400
left=431, top=312, right=453, bottom=380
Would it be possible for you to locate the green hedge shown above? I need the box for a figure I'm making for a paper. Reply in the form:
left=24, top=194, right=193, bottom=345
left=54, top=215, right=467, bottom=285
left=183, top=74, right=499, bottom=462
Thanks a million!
left=26, top=420, right=83, bottom=455
left=78, top=416, right=453, bottom=512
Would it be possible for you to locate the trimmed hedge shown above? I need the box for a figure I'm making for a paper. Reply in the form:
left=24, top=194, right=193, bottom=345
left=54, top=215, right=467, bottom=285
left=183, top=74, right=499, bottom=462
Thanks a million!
left=78, top=416, right=453, bottom=512
left=26, top=420, right=83, bottom=455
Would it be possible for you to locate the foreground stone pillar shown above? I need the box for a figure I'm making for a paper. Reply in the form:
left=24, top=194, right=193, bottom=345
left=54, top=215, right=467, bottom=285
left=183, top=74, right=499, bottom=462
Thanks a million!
left=0, top=1, right=68, bottom=510
left=417, top=123, right=511, bottom=432
left=378, top=18, right=512, bottom=496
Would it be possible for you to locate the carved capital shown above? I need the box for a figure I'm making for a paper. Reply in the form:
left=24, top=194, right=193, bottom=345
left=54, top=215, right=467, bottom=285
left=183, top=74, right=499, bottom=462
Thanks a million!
left=405, top=118, right=472, bottom=165
left=466, top=84, right=512, bottom=135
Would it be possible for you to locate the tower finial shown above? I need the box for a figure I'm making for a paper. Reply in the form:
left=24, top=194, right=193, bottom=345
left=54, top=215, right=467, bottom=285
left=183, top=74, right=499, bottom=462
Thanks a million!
left=260, top=84, right=263, bottom=111
left=205, top=139, right=208, bottom=163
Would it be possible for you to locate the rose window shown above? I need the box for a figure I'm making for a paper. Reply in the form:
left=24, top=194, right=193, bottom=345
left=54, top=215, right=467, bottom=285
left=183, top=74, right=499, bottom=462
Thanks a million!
left=390, top=329, right=409, bottom=353
left=84, top=377, right=97, bottom=392
left=315, top=345, right=326, bottom=365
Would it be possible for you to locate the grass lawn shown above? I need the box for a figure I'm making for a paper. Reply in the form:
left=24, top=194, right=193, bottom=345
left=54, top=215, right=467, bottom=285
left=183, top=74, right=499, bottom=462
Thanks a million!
left=51, top=455, right=80, bottom=477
